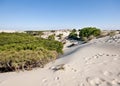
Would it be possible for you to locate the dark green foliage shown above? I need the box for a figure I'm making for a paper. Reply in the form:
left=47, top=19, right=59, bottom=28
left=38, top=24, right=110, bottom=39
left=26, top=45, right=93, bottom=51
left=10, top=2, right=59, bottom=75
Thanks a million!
left=68, top=29, right=78, bottom=40
left=0, top=33, right=63, bottom=72
left=72, top=29, right=77, bottom=33
left=57, top=34, right=63, bottom=39
left=0, top=33, right=36, bottom=46
left=68, top=32, right=78, bottom=39
left=79, top=27, right=101, bottom=40
left=0, top=33, right=63, bottom=53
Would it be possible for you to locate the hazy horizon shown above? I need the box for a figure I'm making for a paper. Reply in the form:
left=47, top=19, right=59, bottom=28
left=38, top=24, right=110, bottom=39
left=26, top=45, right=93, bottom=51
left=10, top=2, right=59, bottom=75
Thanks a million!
left=0, top=0, right=120, bottom=30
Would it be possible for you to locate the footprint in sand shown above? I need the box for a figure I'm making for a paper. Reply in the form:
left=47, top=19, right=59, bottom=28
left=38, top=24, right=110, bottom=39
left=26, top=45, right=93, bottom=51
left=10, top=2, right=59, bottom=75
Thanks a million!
left=66, top=64, right=78, bottom=72
left=106, top=54, right=110, bottom=56
left=102, top=71, right=120, bottom=85
left=71, top=68, right=77, bottom=72
left=93, top=55, right=99, bottom=59
left=97, top=53, right=104, bottom=57
left=100, top=82, right=112, bottom=86
left=86, top=77, right=105, bottom=86
left=85, top=53, right=103, bottom=64
left=112, top=54, right=117, bottom=57
left=84, top=57, right=91, bottom=61
left=84, top=57, right=93, bottom=64
left=92, top=53, right=104, bottom=59
left=86, top=77, right=118, bottom=86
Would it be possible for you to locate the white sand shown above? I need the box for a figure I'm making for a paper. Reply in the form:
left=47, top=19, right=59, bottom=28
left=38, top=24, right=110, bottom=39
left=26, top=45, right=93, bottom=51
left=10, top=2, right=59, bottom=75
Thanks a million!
left=0, top=35, right=120, bottom=86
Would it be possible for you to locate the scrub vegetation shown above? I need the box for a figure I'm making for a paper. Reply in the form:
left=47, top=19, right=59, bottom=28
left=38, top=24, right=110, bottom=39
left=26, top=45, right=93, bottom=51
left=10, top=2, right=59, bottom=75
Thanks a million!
left=0, top=33, right=63, bottom=72
left=68, top=27, right=101, bottom=42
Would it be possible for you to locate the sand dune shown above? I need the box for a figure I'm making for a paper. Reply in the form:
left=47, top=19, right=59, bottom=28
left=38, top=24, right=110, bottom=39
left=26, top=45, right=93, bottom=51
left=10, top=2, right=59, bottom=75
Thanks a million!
left=0, top=35, right=120, bottom=86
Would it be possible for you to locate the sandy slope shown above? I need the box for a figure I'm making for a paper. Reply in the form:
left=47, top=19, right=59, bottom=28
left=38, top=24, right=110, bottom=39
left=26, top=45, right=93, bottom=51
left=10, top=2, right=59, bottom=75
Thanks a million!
left=0, top=35, right=120, bottom=86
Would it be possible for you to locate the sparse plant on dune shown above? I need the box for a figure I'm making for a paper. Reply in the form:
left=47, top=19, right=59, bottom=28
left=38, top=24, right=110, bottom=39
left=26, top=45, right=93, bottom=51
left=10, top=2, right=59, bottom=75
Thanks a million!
left=109, top=31, right=116, bottom=37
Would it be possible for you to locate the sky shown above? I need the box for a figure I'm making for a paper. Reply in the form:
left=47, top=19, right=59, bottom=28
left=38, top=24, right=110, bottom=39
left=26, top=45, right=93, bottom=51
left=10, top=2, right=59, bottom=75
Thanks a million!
left=0, top=0, right=120, bottom=30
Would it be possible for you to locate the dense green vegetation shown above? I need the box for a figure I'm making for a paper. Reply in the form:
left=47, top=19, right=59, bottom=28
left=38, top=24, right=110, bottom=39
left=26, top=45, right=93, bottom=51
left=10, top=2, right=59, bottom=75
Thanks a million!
left=68, top=29, right=78, bottom=40
left=0, top=33, right=63, bottom=72
left=68, top=27, right=101, bottom=42
left=79, top=27, right=101, bottom=41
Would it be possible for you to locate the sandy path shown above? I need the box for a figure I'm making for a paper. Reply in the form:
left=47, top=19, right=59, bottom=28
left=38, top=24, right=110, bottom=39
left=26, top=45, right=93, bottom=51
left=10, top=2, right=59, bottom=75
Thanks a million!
left=0, top=35, right=120, bottom=86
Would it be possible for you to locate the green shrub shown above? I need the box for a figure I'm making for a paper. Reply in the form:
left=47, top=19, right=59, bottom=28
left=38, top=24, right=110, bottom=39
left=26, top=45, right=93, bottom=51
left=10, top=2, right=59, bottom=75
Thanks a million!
left=0, top=50, right=57, bottom=72
left=68, top=29, right=78, bottom=40
left=79, top=27, right=101, bottom=40
left=0, top=33, right=63, bottom=72
left=0, top=33, right=63, bottom=53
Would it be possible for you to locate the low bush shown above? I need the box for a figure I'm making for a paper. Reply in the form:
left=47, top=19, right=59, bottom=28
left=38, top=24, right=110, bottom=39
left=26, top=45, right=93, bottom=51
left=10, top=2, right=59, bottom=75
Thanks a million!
left=0, top=33, right=63, bottom=72
left=68, top=29, right=78, bottom=40
left=79, top=27, right=101, bottom=41
left=0, top=50, right=57, bottom=72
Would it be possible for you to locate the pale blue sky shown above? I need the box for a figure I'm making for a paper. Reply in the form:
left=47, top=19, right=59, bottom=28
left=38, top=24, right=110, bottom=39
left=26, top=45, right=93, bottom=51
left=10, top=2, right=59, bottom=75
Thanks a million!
left=0, top=0, right=120, bottom=30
